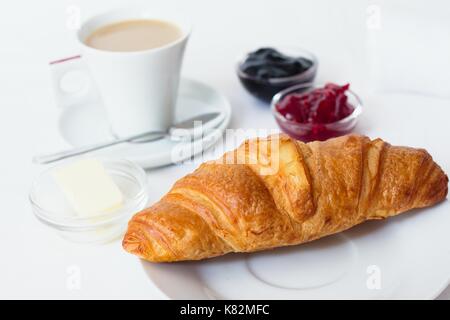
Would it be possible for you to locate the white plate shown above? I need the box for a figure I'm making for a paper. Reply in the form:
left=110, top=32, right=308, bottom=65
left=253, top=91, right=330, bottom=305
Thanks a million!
left=59, top=78, right=231, bottom=168
left=140, top=93, right=450, bottom=299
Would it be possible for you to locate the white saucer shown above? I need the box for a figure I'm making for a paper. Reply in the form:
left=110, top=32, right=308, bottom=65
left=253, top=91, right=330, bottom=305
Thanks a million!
left=59, top=78, right=231, bottom=168
left=140, top=93, right=450, bottom=299
left=143, top=199, right=450, bottom=300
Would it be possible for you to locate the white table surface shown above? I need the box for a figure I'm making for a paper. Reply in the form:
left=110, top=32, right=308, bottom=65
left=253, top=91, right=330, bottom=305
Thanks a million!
left=0, top=0, right=449, bottom=299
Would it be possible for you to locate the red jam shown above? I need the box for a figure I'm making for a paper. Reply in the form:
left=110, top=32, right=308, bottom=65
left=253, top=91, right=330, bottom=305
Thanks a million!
left=274, top=83, right=357, bottom=141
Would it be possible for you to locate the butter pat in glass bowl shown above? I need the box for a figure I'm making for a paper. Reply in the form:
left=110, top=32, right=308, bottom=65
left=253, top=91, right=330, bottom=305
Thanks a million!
left=29, top=158, right=148, bottom=243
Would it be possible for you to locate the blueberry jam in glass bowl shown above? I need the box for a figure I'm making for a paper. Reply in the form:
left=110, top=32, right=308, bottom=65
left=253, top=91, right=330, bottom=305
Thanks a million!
left=237, top=47, right=318, bottom=102
left=271, top=83, right=362, bottom=142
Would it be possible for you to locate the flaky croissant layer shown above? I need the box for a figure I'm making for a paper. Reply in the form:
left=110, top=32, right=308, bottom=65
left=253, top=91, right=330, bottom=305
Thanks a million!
left=123, top=134, right=448, bottom=262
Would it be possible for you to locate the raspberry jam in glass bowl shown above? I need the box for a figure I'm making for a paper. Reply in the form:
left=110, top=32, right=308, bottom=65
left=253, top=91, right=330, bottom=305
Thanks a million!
left=271, top=83, right=362, bottom=141
left=237, top=47, right=318, bottom=102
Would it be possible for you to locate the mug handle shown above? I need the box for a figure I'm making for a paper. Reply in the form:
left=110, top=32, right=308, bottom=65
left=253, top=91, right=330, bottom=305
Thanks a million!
left=49, top=55, right=99, bottom=108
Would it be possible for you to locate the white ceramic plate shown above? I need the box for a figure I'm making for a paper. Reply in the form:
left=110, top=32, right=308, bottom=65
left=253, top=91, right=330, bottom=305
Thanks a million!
left=59, top=78, right=231, bottom=168
left=140, top=93, right=450, bottom=299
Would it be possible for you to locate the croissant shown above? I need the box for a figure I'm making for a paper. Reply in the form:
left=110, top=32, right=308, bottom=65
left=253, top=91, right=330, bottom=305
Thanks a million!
left=123, top=134, right=448, bottom=262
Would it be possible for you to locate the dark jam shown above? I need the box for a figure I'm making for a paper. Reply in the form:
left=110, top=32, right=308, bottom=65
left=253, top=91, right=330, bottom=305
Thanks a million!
left=238, top=48, right=316, bottom=102
left=275, top=83, right=357, bottom=141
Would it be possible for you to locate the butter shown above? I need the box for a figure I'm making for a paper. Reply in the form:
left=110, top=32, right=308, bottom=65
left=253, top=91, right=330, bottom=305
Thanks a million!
left=53, top=159, right=123, bottom=217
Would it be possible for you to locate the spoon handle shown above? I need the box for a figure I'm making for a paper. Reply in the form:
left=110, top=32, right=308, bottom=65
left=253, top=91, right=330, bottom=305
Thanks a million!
left=33, top=112, right=223, bottom=165
left=33, top=131, right=165, bottom=165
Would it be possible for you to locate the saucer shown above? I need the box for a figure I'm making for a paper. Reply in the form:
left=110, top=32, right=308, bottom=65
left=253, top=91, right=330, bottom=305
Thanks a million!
left=140, top=93, right=450, bottom=299
left=58, top=78, right=231, bottom=168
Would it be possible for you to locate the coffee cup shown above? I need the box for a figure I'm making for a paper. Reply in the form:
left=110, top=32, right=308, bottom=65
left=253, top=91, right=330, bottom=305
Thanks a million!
left=50, top=7, right=191, bottom=137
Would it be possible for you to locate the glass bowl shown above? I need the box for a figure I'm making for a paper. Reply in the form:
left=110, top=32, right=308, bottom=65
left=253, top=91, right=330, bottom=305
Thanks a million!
left=236, top=46, right=318, bottom=102
left=271, top=83, right=363, bottom=142
left=29, top=158, right=148, bottom=244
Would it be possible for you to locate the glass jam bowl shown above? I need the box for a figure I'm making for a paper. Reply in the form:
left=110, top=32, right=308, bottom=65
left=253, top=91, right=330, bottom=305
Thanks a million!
left=29, top=158, right=148, bottom=244
left=271, top=83, right=362, bottom=142
left=237, top=46, right=318, bottom=102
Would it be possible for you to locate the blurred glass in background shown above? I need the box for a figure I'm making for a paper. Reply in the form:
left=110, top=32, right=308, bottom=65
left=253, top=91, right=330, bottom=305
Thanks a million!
left=366, top=0, right=450, bottom=98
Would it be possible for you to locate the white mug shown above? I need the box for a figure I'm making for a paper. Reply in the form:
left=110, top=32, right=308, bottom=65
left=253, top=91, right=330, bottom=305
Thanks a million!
left=50, top=8, right=191, bottom=137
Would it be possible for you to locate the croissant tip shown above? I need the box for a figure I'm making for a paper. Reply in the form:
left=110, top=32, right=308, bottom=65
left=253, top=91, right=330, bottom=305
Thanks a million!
left=122, top=231, right=143, bottom=256
left=424, top=163, right=448, bottom=206
left=441, top=173, right=449, bottom=198
left=122, top=225, right=174, bottom=263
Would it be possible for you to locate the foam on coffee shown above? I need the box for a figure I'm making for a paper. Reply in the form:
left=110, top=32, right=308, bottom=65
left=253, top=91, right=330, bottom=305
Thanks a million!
left=85, top=19, right=182, bottom=52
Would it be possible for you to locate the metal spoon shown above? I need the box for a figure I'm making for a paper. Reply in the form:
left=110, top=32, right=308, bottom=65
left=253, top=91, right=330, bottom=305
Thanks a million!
left=33, top=112, right=221, bottom=165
